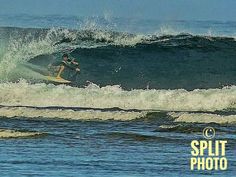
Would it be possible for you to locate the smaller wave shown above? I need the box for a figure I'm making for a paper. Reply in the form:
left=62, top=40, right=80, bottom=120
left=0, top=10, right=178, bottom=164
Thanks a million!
left=158, top=124, right=204, bottom=133
left=169, top=112, right=236, bottom=124
left=0, top=106, right=147, bottom=121
left=0, top=128, right=44, bottom=138
left=157, top=123, right=236, bottom=134
left=104, top=132, right=178, bottom=142
left=0, top=81, right=235, bottom=112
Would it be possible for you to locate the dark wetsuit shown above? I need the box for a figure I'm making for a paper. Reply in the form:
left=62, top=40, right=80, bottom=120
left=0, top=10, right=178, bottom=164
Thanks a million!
left=49, top=58, right=79, bottom=80
left=61, top=58, right=79, bottom=69
left=60, top=58, right=79, bottom=80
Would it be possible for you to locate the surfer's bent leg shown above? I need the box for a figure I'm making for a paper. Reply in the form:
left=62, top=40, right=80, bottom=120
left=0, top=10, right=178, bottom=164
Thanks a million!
left=56, top=65, right=65, bottom=78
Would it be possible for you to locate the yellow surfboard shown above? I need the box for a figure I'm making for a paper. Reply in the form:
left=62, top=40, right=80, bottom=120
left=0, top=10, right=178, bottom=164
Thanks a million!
left=46, top=76, right=71, bottom=84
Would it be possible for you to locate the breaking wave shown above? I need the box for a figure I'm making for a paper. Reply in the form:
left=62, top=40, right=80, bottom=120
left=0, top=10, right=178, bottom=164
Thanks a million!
left=0, top=26, right=235, bottom=90
left=0, top=26, right=235, bottom=123
left=0, top=81, right=235, bottom=112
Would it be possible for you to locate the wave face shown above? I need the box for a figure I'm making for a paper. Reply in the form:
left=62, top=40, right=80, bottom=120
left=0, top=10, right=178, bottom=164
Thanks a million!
left=70, top=34, right=236, bottom=90
left=0, top=27, right=236, bottom=90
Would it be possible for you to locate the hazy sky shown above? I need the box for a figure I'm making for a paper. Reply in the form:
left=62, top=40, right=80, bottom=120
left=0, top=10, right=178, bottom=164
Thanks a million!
left=0, top=0, right=235, bottom=21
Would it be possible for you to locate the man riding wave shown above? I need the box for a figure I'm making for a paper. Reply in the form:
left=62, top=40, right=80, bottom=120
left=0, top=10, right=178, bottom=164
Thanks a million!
left=56, top=53, right=80, bottom=79
left=48, top=53, right=80, bottom=80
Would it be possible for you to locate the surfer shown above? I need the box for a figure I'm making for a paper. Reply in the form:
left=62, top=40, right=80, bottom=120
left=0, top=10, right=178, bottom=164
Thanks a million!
left=56, top=54, right=80, bottom=79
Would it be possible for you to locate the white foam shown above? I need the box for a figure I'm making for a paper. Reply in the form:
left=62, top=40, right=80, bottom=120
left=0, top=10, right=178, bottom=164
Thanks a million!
left=169, top=112, right=236, bottom=124
left=0, top=80, right=235, bottom=112
left=0, top=107, right=147, bottom=121
left=81, top=30, right=145, bottom=47
left=0, top=28, right=76, bottom=80
left=0, top=128, right=43, bottom=138
left=159, top=125, right=178, bottom=129
left=156, top=25, right=183, bottom=36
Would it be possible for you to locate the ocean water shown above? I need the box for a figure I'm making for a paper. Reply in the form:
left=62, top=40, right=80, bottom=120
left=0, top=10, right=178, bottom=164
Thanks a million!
left=0, top=15, right=235, bottom=177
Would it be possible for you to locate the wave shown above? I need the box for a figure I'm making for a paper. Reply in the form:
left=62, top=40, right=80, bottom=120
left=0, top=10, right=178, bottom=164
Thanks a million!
left=0, top=26, right=235, bottom=124
left=169, top=112, right=236, bottom=124
left=158, top=123, right=236, bottom=134
left=0, top=128, right=45, bottom=138
left=103, top=132, right=179, bottom=142
left=0, top=106, right=147, bottom=121
left=0, top=26, right=235, bottom=90
left=1, top=105, right=235, bottom=124
left=0, top=80, right=235, bottom=124
left=0, top=80, right=235, bottom=112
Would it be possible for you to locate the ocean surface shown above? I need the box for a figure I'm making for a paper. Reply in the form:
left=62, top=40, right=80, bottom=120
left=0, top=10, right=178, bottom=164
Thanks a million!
left=0, top=15, right=235, bottom=177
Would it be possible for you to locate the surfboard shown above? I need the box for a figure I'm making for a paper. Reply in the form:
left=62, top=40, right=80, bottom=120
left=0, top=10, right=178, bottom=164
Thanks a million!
left=46, top=76, right=71, bottom=84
